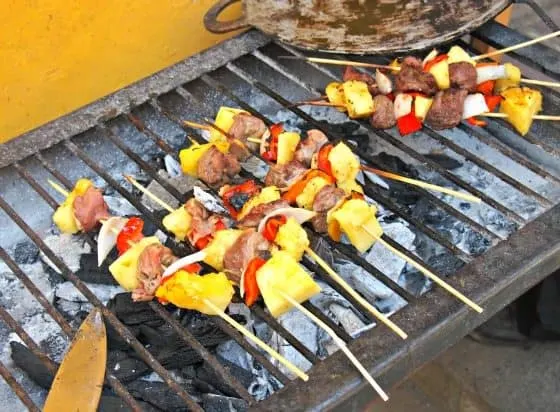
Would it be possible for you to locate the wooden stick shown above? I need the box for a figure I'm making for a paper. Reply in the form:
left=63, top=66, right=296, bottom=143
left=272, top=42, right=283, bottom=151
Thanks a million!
left=520, top=78, right=560, bottom=88
left=203, top=298, right=309, bottom=381
left=279, top=56, right=399, bottom=72
left=124, top=175, right=175, bottom=213
left=277, top=290, right=388, bottom=401
left=291, top=100, right=346, bottom=109
left=482, top=112, right=560, bottom=121
left=364, top=228, right=483, bottom=313
left=183, top=120, right=211, bottom=131
left=203, top=118, right=235, bottom=140
left=305, top=247, right=407, bottom=339
left=48, top=179, right=70, bottom=197
left=472, top=30, right=560, bottom=61
left=361, top=166, right=481, bottom=203
left=246, top=137, right=262, bottom=144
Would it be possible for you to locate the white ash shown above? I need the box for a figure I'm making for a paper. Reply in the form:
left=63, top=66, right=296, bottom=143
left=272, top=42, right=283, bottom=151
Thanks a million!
left=241, top=156, right=269, bottom=181
left=142, top=170, right=198, bottom=211
left=104, top=195, right=139, bottom=217
left=55, top=282, right=124, bottom=305
left=40, top=234, right=90, bottom=274
left=164, top=155, right=182, bottom=178
left=360, top=169, right=390, bottom=190
left=194, top=186, right=227, bottom=214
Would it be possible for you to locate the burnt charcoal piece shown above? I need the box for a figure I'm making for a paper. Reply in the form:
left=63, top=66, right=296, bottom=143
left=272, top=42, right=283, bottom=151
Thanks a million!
left=138, top=324, right=203, bottom=368
left=98, top=395, right=161, bottom=412
left=197, top=355, right=254, bottom=397
left=107, top=293, right=164, bottom=327
left=193, top=378, right=224, bottom=396
left=77, top=253, right=119, bottom=285
left=108, top=350, right=150, bottom=382
left=10, top=342, right=56, bottom=389
left=201, top=394, right=248, bottom=412
left=423, top=153, right=463, bottom=170
left=13, top=241, right=39, bottom=264
left=105, top=321, right=142, bottom=351
left=373, top=152, right=419, bottom=178
left=310, top=121, right=360, bottom=137
left=426, top=253, right=465, bottom=277
left=127, top=380, right=200, bottom=411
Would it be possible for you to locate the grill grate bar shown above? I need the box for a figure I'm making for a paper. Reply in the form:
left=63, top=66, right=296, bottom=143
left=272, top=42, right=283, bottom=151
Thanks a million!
left=0, top=360, right=41, bottom=412
left=0, top=195, right=203, bottom=411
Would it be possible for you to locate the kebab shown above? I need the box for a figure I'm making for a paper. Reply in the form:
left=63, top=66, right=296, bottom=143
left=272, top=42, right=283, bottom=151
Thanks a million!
left=48, top=180, right=311, bottom=382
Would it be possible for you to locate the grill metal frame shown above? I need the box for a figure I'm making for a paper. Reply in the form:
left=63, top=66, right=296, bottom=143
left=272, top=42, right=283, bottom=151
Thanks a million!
left=0, top=15, right=559, bottom=411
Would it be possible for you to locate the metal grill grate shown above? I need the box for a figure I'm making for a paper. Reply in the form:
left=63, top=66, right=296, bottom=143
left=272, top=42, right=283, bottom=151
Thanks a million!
left=1, top=13, right=560, bottom=411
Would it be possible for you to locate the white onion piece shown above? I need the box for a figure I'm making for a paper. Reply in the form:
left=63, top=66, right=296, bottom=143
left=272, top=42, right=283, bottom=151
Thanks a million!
left=257, top=208, right=317, bottom=234
left=375, top=69, right=393, bottom=95
left=97, top=217, right=128, bottom=266
left=259, top=128, right=271, bottom=156
left=476, top=65, right=506, bottom=84
left=462, top=93, right=490, bottom=119
left=422, top=49, right=439, bottom=67
left=239, top=271, right=246, bottom=298
left=394, top=94, right=413, bottom=119
left=162, top=250, right=207, bottom=279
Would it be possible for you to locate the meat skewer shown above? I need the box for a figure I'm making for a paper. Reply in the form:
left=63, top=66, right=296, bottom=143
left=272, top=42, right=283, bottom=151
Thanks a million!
left=48, top=180, right=310, bottom=382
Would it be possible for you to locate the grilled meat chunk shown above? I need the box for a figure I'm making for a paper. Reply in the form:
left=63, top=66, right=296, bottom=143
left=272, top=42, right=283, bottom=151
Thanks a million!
left=395, top=58, right=438, bottom=96
left=223, top=230, right=270, bottom=283
left=237, top=199, right=291, bottom=228
left=310, top=185, right=346, bottom=233
left=294, top=129, right=329, bottom=166
left=133, top=244, right=177, bottom=301
left=370, top=95, right=396, bottom=129
left=73, top=187, right=111, bottom=232
left=228, top=113, right=267, bottom=156
left=426, top=89, right=469, bottom=130
left=197, top=146, right=240, bottom=187
left=185, top=199, right=224, bottom=246
left=449, top=62, right=477, bottom=92
left=343, top=66, right=378, bottom=94
left=264, top=160, right=308, bottom=189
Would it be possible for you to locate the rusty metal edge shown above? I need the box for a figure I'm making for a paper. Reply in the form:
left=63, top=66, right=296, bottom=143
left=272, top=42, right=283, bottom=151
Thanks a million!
left=0, top=29, right=271, bottom=169
left=256, top=202, right=560, bottom=411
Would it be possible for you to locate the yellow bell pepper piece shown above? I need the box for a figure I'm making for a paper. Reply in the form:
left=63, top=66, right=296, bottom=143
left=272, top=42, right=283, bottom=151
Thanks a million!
left=162, top=206, right=192, bottom=242
left=325, top=82, right=346, bottom=112
left=109, top=236, right=161, bottom=291
left=256, top=251, right=321, bottom=318
left=274, top=217, right=309, bottom=262
left=237, top=186, right=280, bottom=221
left=203, top=229, right=244, bottom=271
left=499, top=87, right=542, bottom=136
left=342, top=80, right=374, bottom=119
left=447, top=46, right=474, bottom=65
left=295, top=176, right=331, bottom=210
left=331, top=199, right=383, bottom=253
left=155, top=271, right=234, bottom=315
left=52, top=178, right=94, bottom=234
left=276, top=132, right=301, bottom=166
left=179, top=142, right=214, bottom=177
left=414, top=96, right=433, bottom=121
left=428, top=59, right=450, bottom=90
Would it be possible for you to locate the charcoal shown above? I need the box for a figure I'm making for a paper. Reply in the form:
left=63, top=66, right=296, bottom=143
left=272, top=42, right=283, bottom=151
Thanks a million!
left=108, top=350, right=150, bottom=382
left=98, top=395, right=161, bottom=412
left=127, top=380, right=200, bottom=410
left=374, top=152, right=420, bottom=178
left=77, top=253, right=119, bottom=285
left=427, top=253, right=465, bottom=277
left=13, top=241, right=39, bottom=264
left=10, top=342, right=56, bottom=389
left=196, top=355, right=254, bottom=396
left=423, top=153, right=463, bottom=170
left=311, top=120, right=360, bottom=136
left=192, top=378, right=224, bottom=396
left=138, top=324, right=203, bottom=368
left=107, top=293, right=164, bottom=327
left=180, top=365, right=198, bottom=379
left=201, top=394, right=248, bottom=412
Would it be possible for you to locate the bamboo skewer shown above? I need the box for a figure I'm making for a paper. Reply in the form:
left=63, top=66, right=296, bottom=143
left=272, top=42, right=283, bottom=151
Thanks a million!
left=291, top=101, right=347, bottom=109
left=279, top=56, right=399, bottom=72
left=482, top=112, right=560, bottom=121
left=363, top=226, right=483, bottom=313
left=305, top=247, right=407, bottom=339
left=520, top=78, right=560, bottom=88
left=47, top=178, right=310, bottom=382
left=278, top=290, right=389, bottom=401
left=472, top=30, right=560, bottom=61
left=123, top=175, right=409, bottom=340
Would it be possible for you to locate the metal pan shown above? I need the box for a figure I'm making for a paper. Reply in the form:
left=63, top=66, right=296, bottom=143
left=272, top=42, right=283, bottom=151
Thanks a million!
left=205, top=0, right=511, bottom=55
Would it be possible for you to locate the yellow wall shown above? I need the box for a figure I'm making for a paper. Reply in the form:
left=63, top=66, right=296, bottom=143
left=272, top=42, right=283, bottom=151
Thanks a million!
left=0, top=0, right=243, bottom=143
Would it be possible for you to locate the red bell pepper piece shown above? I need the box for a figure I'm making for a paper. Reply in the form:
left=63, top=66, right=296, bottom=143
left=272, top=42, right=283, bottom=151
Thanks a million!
left=317, top=144, right=334, bottom=177
left=466, top=117, right=487, bottom=127
left=243, top=257, right=266, bottom=307
left=116, top=217, right=144, bottom=255
left=262, top=123, right=283, bottom=162
left=182, top=263, right=202, bottom=273
left=396, top=108, right=423, bottom=136
left=221, top=180, right=260, bottom=218
left=484, top=95, right=502, bottom=112
left=262, top=215, right=287, bottom=242
left=423, top=54, right=448, bottom=72
left=282, top=169, right=335, bottom=204
left=476, top=80, right=495, bottom=96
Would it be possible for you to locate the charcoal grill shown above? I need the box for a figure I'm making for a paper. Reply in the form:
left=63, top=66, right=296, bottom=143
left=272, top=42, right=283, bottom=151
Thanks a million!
left=1, top=4, right=560, bottom=410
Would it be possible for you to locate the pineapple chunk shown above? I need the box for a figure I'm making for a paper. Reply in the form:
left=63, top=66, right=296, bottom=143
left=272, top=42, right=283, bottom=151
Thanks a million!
left=109, top=237, right=161, bottom=291
left=504, top=63, right=521, bottom=83
left=256, top=251, right=321, bottom=318
left=500, top=87, right=542, bottom=136
left=296, top=176, right=331, bottom=209
left=162, top=206, right=192, bottom=241
left=429, top=59, right=450, bottom=89
left=328, top=142, right=360, bottom=184
left=337, top=179, right=363, bottom=195
left=331, top=199, right=383, bottom=253
left=494, top=78, right=519, bottom=94
left=325, top=82, right=346, bottom=112
left=274, top=217, right=309, bottom=261
left=342, top=80, right=374, bottom=119
left=155, top=271, right=234, bottom=315
left=276, top=132, right=301, bottom=165
left=414, top=96, right=433, bottom=121
left=204, top=229, right=244, bottom=271
left=237, top=186, right=280, bottom=221
left=52, top=178, right=94, bottom=234
left=211, top=107, right=249, bottom=148
left=447, top=46, right=474, bottom=65
left=179, top=143, right=214, bottom=176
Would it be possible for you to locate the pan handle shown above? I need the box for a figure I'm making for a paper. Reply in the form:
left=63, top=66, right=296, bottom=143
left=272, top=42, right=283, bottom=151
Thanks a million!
left=204, top=0, right=249, bottom=33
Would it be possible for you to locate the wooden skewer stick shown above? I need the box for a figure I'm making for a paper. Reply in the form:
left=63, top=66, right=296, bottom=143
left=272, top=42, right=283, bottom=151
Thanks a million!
left=482, top=112, right=560, bottom=121
left=290, top=100, right=347, bottom=109
left=246, top=137, right=262, bottom=144
left=124, top=175, right=175, bottom=213
left=361, top=166, right=481, bottom=203
left=279, top=56, right=399, bottom=72
left=277, top=290, right=389, bottom=401
left=520, top=78, right=560, bottom=88
left=472, top=30, right=560, bottom=61
left=203, top=118, right=236, bottom=141
left=304, top=247, right=407, bottom=339
left=48, top=179, right=70, bottom=197
left=203, top=299, right=309, bottom=381
left=183, top=120, right=211, bottom=131
left=363, top=227, right=483, bottom=313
